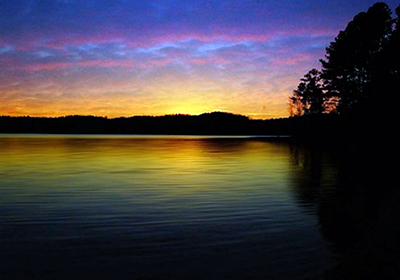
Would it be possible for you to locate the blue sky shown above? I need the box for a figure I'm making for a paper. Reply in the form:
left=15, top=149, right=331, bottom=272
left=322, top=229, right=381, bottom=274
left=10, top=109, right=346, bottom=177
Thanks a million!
left=0, top=0, right=398, bottom=118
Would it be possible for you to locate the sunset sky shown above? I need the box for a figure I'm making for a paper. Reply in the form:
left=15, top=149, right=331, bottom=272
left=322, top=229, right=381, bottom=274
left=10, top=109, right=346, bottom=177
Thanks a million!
left=1, top=0, right=398, bottom=119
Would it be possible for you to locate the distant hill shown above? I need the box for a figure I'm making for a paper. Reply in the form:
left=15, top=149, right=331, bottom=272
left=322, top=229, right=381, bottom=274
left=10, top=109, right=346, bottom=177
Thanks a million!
left=1, top=112, right=397, bottom=146
left=0, top=112, right=293, bottom=135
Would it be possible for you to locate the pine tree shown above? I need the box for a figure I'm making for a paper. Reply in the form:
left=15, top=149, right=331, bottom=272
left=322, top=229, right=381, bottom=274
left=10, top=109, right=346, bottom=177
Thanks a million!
left=289, top=69, right=325, bottom=116
left=320, top=2, right=393, bottom=113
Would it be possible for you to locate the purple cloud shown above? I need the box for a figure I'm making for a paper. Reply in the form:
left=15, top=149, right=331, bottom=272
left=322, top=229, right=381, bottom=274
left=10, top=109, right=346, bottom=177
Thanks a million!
left=1, top=0, right=399, bottom=118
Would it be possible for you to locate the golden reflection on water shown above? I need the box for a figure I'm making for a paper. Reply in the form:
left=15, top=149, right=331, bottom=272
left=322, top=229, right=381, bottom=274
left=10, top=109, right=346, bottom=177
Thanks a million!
left=0, top=135, right=291, bottom=198
left=0, top=135, right=336, bottom=279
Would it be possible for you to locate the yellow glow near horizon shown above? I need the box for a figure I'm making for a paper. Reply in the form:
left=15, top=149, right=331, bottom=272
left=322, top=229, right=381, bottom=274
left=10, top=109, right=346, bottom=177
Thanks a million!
left=0, top=135, right=291, bottom=197
left=0, top=102, right=288, bottom=119
left=0, top=84, right=290, bottom=119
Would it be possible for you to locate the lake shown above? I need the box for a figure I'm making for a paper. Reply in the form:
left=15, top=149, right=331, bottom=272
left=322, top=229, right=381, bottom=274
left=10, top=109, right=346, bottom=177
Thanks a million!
left=1, top=134, right=397, bottom=279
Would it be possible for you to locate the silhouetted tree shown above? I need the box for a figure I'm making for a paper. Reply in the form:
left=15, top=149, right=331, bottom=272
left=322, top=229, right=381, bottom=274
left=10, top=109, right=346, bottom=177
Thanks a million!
left=320, top=2, right=393, bottom=113
left=289, top=69, right=325, bottom=116
left=381, top=4, right=400, bottom=106
left=288, top=94, right=304, bottom=117
left=0, top=112, right=295, bottom=135
left=393, top=5, right=400, bottom=77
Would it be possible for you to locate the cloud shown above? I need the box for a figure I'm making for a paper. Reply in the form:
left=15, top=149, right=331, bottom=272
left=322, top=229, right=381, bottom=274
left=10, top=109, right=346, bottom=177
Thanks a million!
left=2, top=0, right=398, bottom=118
left=0, top=0, right=370, bottom=48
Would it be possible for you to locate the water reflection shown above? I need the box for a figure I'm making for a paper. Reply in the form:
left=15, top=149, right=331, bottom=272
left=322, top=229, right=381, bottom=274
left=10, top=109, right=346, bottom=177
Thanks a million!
left=289, top=141, right=400, bottom=279
left=10, top=135, right=400, bottom=278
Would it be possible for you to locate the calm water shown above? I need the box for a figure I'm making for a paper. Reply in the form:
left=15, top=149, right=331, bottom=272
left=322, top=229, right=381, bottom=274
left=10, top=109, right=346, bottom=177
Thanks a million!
left=0, top=135, right=341, bottom=279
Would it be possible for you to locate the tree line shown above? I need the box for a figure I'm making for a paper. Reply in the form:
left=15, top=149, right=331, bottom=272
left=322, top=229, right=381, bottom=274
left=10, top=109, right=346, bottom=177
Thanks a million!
left=0, top=112, right=293, bottom=135
left=289, top=2, right=400, bottom=117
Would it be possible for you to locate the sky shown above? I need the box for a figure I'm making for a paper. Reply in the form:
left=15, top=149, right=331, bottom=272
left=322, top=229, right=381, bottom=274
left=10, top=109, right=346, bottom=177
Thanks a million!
left=0, top=0, right=398, bottom=119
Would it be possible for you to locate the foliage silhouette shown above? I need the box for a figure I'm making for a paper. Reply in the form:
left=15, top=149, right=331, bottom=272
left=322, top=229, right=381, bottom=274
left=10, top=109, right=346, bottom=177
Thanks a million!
left=0, top=112, right=293, bottom=136
left=377, top=4, right=400, bottom=110
left=321, top=2, right=393, bottom=113
left=289, top=69, right=325, bottom=116
left=289, top=2, right=399, bottom=118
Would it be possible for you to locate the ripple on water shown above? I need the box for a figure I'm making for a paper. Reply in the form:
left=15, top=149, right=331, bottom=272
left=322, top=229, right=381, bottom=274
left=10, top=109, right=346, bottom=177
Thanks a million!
left=0, top=135, right=335, bottom=279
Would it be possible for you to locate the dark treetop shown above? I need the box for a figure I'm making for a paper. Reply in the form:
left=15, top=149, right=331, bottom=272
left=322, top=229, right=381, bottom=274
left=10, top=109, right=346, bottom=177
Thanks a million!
left=0, top=112, right=293, bottom=136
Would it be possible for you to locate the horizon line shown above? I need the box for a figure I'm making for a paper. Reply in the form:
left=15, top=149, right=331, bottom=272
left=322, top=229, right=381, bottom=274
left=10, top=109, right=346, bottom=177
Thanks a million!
left=0, top=111, right=288, bottom=121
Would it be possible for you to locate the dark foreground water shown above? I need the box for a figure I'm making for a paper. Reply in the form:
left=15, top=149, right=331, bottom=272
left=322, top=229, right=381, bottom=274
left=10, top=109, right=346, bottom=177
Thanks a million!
left=0, top=135, right=398, bottom=279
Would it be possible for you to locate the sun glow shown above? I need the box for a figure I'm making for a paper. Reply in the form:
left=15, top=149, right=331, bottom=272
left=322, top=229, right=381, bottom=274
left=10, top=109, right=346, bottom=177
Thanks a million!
left=0, top=0, right=355, bottom=119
